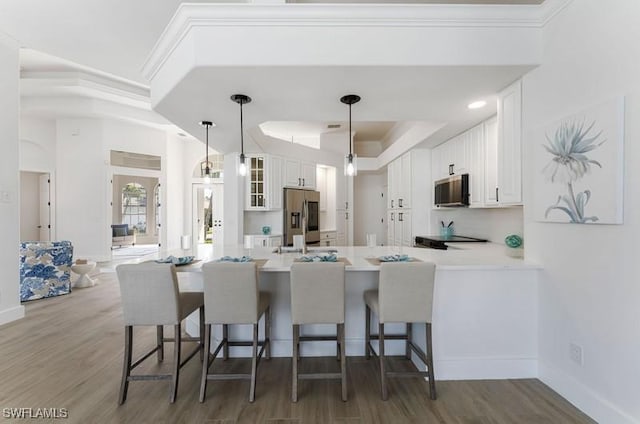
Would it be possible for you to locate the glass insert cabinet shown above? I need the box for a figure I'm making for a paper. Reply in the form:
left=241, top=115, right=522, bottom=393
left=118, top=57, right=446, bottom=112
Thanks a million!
left=249, top=156, right=265, bottom=208
left=244, top=154, right=283, bottom=211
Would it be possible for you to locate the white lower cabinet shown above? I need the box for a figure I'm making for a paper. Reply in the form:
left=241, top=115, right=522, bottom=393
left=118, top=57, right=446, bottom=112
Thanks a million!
left=250, top=235, right=282, bottom=248
left=320, top=230, right=337, bottom=247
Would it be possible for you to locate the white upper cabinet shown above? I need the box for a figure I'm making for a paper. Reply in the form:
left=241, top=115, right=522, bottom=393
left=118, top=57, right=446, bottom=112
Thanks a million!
left=496, top=80, right=522, bottom=205
left=387, top=152, right=412, bottom=210
left=468, top=122, right=486, bottom=207
left=245, top=154, right=283, bottom=210
left=284, top=159, right=316, bottom=189
left=484, top=116, right=499, bottom=204
left=431, top=80, right=522, bottom=208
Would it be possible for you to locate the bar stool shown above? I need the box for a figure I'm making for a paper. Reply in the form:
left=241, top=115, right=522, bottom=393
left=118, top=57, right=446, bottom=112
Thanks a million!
left=200, top=261, right=271, bottom=403
left=289, top=262, right=347, bottom=402
left=116, top=262, right=204, bottom=404
left=364, top=262, right=436, bottom=401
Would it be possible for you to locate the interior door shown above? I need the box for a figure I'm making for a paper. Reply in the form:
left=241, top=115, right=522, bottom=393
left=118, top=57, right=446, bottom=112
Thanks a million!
left=38, top=173, right=51, bottom=241
left=192, top=183, right=224, bottom=250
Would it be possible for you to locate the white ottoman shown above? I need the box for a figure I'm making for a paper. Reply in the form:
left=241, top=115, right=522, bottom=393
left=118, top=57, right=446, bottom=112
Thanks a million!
left=71, top=261, right=97, bottom=288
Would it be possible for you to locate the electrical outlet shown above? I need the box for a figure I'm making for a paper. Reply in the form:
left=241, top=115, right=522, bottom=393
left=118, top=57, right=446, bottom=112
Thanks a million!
left=569, top=342, right=583, bottom=366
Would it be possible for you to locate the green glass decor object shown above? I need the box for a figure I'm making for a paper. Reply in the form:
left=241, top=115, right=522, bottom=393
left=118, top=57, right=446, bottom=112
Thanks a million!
left=505, top=234, right=523, bottom=248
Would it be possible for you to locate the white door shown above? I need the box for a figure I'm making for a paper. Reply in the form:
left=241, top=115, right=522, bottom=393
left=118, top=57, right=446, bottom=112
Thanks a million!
left=192, top=183, right=224, bottom=249
left=210, top=184, right=224, bottom=246
left=38, top=173, right=51, bottom=241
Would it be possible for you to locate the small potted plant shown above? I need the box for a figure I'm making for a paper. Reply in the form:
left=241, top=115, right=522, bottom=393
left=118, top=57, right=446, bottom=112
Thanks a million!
left=504, top=234, right=524, bottom=258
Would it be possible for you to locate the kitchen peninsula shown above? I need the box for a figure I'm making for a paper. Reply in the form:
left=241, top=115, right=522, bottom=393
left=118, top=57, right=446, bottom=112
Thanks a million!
left=179, top=243, right=539, bottom=381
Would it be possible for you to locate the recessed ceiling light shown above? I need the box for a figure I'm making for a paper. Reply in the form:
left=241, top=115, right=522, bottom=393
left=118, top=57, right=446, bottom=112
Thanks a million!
left=327, top=124, right=341, bottom=129
left=468, top=100, right=487, bottom=110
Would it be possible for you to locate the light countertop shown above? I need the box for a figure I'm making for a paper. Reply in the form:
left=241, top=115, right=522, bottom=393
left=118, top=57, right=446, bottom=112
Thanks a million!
left=182, top=243, right=538, bottom=272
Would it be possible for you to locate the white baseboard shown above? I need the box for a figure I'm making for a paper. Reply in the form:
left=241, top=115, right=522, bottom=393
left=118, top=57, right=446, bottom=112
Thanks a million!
left=435, top=357, right=538, bottom=380
left=0, top=305, right=25, bottom=326
left=539, top=361, right=639, bottom=424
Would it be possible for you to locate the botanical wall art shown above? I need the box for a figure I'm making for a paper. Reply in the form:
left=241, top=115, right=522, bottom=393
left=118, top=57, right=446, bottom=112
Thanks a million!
left=533, top=98, right=624, bottom=224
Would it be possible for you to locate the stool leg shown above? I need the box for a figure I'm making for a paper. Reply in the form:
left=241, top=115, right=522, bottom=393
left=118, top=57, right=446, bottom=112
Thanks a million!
left=336, top=323, right=341, bottom=361
left=199, top=306, right=205, bottom=362
left=199, top=324, right=211, bottom=403
left=406, top=323, right=413, bottom=360
left=339, top=323, right=347, bottom=401
left=426, top=323, right=437, bottom=400
left=292, top=324, right=299, bottom=402
left=265, top=306, right=271, bottom=360
left=249, top=323, right=259, bottom=402
left=118, top=326, right=133, bottom=405
left=222, top=324, right=229, bottom=360
left=156, top=325, right=164, bottom=362
left=378, top=323, right=388, bottom=401
left=365, top=305, right=371, bottom=360
left=170, top=323, right=181, bottom=403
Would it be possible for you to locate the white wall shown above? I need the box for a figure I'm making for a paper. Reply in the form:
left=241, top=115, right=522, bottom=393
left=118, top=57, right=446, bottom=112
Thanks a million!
left=56, top=119, right=109, bottom=260
left=0, top=35, right=24, bottom=325
left=353, top=173, right=385, bottom=246
left=431, top=207, right=524, bottom=243
left=523, top=1, right=640, bottom=423
left=20, top=117, right=56, bottom=173
left=165, top=134, right=186, bottom=252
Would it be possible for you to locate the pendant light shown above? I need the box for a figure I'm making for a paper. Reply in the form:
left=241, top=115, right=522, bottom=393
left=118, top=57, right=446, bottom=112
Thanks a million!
left=231, top=94, right=252, bottom=176
left=340, top=94, right=360, bottom=176
left=199, top=120, right=213, bottom=183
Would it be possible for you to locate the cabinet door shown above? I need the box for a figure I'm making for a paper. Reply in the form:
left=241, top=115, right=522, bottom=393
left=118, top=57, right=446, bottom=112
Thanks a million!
left=253, top=236, right=267, bottom=248
left=431, top=144, right=442, bottom=183
left=399, top=152, right=411, bottom=209
left=336, top=209, right=348, bottom=246
left=387, top=210, right=395, bottom=246
left=399, top=210, right=412, bottom=247
left=301, top=162, right=316, bottom=189
left=269, top=236, right=282, bottom=247
left=392, top=157, right=401, bottom=207
left=246, top=155, right=267, bottom=209
left=268, top=156, right=283, bottom=210
left=284, top=159, right=301, bottom=187
left=497, top=80, right=522, bottom=204
left=387, top=161, right=395, bottom=209
left=468, top=123, right=486, bottom=207
left=336, top=173, right=348, bottom=211
left=484, top=116, right=499, bottom=204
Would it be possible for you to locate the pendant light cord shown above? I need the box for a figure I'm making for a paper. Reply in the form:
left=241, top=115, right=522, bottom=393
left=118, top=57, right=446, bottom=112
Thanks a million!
left=349, top=103, right=352, bottom=157
left=240, top=101, right=244, bottom=156
left=205, top=124, right=209, bottom=173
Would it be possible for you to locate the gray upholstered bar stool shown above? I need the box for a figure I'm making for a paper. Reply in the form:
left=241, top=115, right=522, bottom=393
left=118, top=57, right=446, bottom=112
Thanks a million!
left=116, top=262, right=205, bottom=404
left=200, top=261, right=271, bottom=403
left=364, top=261, right=437, bottom=401
left=289, top=262, right=347, bottom=402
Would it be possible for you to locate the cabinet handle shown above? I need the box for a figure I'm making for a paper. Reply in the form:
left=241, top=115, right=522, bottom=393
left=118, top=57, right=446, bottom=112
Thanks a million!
left=391, top=199, right=394, bottom=208
left=399, top=212, right=403, bottom=222
left=496, top=187, right=499, bottom=202
left=345, top=212, right=349, bottom=220
left=346, top=202, right=349, bottom=210
left=399, top=198, right=403, bottom=208
left=449, top=164, right=454, bottom=175
left=298, top=178, right=301, bottom=186
left=391, top=212, right=394, bottom=221
left=302, top=178, right=305, bottom=186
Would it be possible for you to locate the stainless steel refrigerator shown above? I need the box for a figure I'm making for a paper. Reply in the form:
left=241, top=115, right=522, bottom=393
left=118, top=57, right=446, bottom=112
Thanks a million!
left=283, top=188, right=320, bottom=246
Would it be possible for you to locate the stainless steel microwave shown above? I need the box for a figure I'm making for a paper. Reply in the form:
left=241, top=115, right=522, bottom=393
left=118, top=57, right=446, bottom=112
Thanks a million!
left=434, top=174, right=469, bottom=207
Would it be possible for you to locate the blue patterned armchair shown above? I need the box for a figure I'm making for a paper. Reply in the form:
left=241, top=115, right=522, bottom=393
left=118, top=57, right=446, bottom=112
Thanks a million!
left=20, top=241, right=74, bottom=302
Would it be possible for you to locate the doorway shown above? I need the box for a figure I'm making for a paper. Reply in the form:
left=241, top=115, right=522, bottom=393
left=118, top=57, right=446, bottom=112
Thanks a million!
left=192, top=183, right=223, bottom=257
left=20, top=171, right=52, bottom=242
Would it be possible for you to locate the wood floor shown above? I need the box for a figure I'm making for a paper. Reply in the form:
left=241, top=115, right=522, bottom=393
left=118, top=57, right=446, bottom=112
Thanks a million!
left=0, top=272, right=595, bottom=424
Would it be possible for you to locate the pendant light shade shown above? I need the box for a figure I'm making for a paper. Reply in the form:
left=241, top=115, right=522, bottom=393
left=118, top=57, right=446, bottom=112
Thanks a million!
left=231, top=94, right=252, bottom=176
left=340, top=94, right=360, bottom=176
left=199, top=120, right=213, bottom=183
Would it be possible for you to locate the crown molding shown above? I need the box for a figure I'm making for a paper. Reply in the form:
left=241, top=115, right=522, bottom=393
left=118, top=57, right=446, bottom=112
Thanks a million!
left=142, top=1, right=571, bottom=80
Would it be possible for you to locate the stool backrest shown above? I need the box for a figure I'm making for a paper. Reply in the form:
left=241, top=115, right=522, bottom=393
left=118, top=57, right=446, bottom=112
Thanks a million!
left=202, top=261, right=259, bottom=324
left=116, top=262, right=180, bottom=326
left=290, top=262, right=345, bottom=325
left=379, top=262, right=436, bottom=324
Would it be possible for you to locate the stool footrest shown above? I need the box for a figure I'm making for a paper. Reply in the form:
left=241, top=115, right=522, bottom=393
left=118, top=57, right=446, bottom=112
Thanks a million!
left=299, top=335, right=338, bottom=342
left=386, top=371, right=429, bottom=378
left=369, top=334, right=407, bottom=340
left=128, top=374, right=172, bottom=381
left=298, top=372, right=342, bottom=380
left=207, top=373, right=252, bottom=381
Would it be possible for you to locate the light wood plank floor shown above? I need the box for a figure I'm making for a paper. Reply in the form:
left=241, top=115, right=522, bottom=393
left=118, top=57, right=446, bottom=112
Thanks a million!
left=0, top=272, right=595, bottom=424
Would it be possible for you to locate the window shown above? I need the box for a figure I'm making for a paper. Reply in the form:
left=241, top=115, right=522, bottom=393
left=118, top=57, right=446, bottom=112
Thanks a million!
left=122, top=183, right=147, bottom=235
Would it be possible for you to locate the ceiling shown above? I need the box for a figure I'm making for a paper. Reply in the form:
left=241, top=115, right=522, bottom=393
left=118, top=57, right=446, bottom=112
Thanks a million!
left=4, top=1, right=542, bottom=160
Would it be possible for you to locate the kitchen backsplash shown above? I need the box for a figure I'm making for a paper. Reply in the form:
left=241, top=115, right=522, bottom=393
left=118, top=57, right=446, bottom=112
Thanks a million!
left=244, top=210, right=283, bottom=235
left=430, top=206, right=523, bottom=243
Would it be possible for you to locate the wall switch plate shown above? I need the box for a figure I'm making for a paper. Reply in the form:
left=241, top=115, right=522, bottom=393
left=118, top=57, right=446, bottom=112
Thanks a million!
left=569, top=342, right=583, bottom=366
left=0, top=190, right=11, bottom=203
